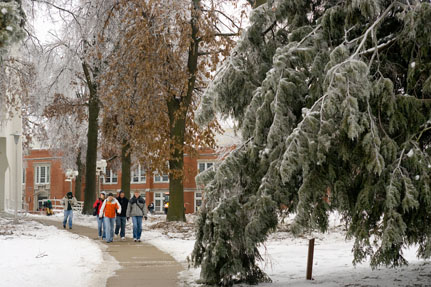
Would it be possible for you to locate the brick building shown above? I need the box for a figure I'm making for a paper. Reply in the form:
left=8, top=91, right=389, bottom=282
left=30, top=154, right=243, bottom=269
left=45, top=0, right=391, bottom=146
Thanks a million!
left=23, top=147, right=219, bottom=213
left=22, top=149, right=75, bottom=211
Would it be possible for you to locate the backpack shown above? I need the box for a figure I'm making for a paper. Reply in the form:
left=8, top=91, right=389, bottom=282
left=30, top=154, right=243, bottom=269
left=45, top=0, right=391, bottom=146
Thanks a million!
left=93, top=201, right=100, bottom=216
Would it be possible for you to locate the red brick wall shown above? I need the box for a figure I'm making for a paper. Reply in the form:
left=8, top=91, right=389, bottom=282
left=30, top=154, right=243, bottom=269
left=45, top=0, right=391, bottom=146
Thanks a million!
left=23, top=147, right=220, bottom=213
left=184, top=191, right=195, bottom=213
left=24, top=150, right=70, bottom=211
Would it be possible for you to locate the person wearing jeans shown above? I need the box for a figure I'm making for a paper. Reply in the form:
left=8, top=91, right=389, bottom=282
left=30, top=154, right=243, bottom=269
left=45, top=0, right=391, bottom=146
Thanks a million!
left=93, top=192, right=106, bottom=239
left=104, top=217, right=116, bottom=243
left=98, top=215, right=106, bottom=239
left=131, top=216, right=142, bottom=241
left=115, top=191, right=128, bottom=240
left=63, top=209, right=73, bottom=228
left=126, top=191, right=147, bottom=242
left=99, top=193, right=121, bottom=243
left=63, top=192, right=77, bottom=229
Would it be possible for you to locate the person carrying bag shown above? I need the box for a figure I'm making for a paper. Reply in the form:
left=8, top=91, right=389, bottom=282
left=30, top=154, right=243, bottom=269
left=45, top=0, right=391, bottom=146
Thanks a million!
left=93, top=192, right=106, bottom=239
left=126, top=191, right=147, bottom=242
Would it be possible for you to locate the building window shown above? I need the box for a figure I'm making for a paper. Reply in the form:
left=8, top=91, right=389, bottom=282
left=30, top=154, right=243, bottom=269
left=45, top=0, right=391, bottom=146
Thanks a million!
left=198, top=162, right=214, bottom=173
left=22, top=168, right=26, bottom=185
left=104, top=168, right=118, bottom=184
left=154, top=173, right=169, bottom=183
left=131, top=165, right=146, bottom=183
left=35, top=165, right=50, bottom=184
left=195, top=192, right=203, bottom=212
left=154, top=192, right=165, bottom=213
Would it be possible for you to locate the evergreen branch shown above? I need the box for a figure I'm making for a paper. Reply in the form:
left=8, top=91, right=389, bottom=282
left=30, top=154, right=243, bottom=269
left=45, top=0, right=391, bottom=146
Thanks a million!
left=247, top=0, right=267, bottom=8
left=215, top=137, right=254, bottom=164
left=344, top=24, right=359, bottom=44
left=297, top=24, right=322, bottom=47
left=396, top=148, right=405, bottom=170
left=414, top=98, right=431, bottom=103
left=416, top=126, right=431, bottom=141
left=367, top=29, right=378, bottom=70
left=262, top=21, right=277, bottom=36
left=352, top=2, right=396, bottom=57
left=378, top=109, right=389, bottom=138
left=387, top=148, right=405, bottom=197
left=410, top=141, right=428, bottom=161
left=285, top=94, right=327, bottom=155
left=359, top=37, right=397, bottom=56
left=366, top=97, right=378, bottom=146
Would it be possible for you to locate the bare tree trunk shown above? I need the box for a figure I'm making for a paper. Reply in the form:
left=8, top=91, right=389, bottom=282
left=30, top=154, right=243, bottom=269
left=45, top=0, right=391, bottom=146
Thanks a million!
left=166, top=0, right=200, bottom=222
left=121, top=140, right=131, bottom=199
left=82, top=61, right=99, bottom=214
left=167, top=97, right=187, bottom=222
left=74, top=147, right=83, bottom=201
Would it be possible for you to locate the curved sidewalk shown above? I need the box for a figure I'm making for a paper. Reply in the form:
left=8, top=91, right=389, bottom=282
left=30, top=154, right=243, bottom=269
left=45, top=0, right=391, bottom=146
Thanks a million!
left=35, top=218, right=182, bottom=287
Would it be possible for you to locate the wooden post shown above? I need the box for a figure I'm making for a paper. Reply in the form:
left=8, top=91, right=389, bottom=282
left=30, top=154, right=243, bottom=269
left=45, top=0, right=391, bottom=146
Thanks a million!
left=306, top=238, right=315, bottom=280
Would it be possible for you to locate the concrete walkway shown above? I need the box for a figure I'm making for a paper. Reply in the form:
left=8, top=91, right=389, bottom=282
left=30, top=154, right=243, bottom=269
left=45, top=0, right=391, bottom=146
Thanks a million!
left=35, top=218, right=182, bottom=287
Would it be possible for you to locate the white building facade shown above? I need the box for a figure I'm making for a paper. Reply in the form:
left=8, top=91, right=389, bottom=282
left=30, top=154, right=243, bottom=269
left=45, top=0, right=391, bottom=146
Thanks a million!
left=0, top=107, right=23, bottom=212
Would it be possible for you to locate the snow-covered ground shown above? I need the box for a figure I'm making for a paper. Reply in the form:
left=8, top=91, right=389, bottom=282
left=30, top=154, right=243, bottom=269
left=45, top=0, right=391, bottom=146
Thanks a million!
left=0, top=214, right=119, bottom=287
left=27, top=212, right=431, bottom=287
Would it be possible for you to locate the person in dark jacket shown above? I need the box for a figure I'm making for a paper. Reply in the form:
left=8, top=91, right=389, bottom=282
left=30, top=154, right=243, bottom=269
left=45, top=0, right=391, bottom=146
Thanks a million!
left=115, top=191, right=129, bottom=240
left=62, top=192, right=77, bottom=229
left=93, top=192, right=106, bottom=239
left=126, top=191, right=147, bottom=242
left=148, top=202, right=155, bottom=214
left=46, top=200, right=53, bottom=216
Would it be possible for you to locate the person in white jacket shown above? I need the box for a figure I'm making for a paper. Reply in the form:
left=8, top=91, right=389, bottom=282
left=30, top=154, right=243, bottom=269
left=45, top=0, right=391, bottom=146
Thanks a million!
left=99, top=193, right=121, bottom=243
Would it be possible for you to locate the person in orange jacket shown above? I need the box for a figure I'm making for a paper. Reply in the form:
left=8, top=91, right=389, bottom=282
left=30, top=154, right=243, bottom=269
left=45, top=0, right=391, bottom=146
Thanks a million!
left=99, top=193, right=121, bottom=243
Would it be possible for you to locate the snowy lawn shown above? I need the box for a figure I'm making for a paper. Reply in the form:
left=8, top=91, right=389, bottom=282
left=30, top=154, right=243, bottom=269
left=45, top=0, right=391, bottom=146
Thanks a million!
left=28, top=212, right=431, bottom=287
left=0, top=215, right=119, bottom=287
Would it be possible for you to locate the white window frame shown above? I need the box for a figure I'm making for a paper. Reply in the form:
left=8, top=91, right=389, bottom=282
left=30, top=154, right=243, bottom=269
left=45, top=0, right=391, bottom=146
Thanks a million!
left=131, top=164, right=146, bottom=183
left=197, top=162, right=214, bottom=173
left=154, top=192, right=165, bottom=213
left=35, top=165, right=50, bottom=185
left=103, top=168, right=118, bottom=184
left=195, top=192, right=203, bottom=213
left=154, top=173, right=169, bottom=183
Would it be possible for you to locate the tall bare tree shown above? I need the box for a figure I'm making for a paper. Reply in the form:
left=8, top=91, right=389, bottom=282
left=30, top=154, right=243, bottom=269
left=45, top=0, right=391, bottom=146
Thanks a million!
left=32, top=0, right=121, bottom=213
left=100, top=0, right=243, bottom=221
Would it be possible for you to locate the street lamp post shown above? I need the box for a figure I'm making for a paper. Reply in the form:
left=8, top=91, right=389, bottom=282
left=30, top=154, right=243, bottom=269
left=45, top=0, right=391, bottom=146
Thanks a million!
left=96, top=160, right=107, bottom=197
left=65, top=169, right=79, bottom=196
left=11, top=133, right=21, bottom=224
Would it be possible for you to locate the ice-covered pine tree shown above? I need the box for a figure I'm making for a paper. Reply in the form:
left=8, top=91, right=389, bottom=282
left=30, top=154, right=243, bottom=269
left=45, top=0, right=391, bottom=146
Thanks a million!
left=0, top=0, right=25, bottom=116
left=191, top=0, right=431, bottom=285
left=0, top=0, right=24, bottom=56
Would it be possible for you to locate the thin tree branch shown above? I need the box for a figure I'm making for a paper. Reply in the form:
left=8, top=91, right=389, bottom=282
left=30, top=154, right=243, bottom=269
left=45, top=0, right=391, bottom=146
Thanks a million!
left=202, top=9, right=241, bottom=30
left=214, top=33, right=239, bottom=37
left=31, top=0, right=82, bottom=31
left=198, top=49, right=225, bottom=56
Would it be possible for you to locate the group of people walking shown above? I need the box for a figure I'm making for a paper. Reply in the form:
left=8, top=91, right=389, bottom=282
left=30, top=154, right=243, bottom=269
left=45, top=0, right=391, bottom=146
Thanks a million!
left=93, top=190, right=148, bottom=243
